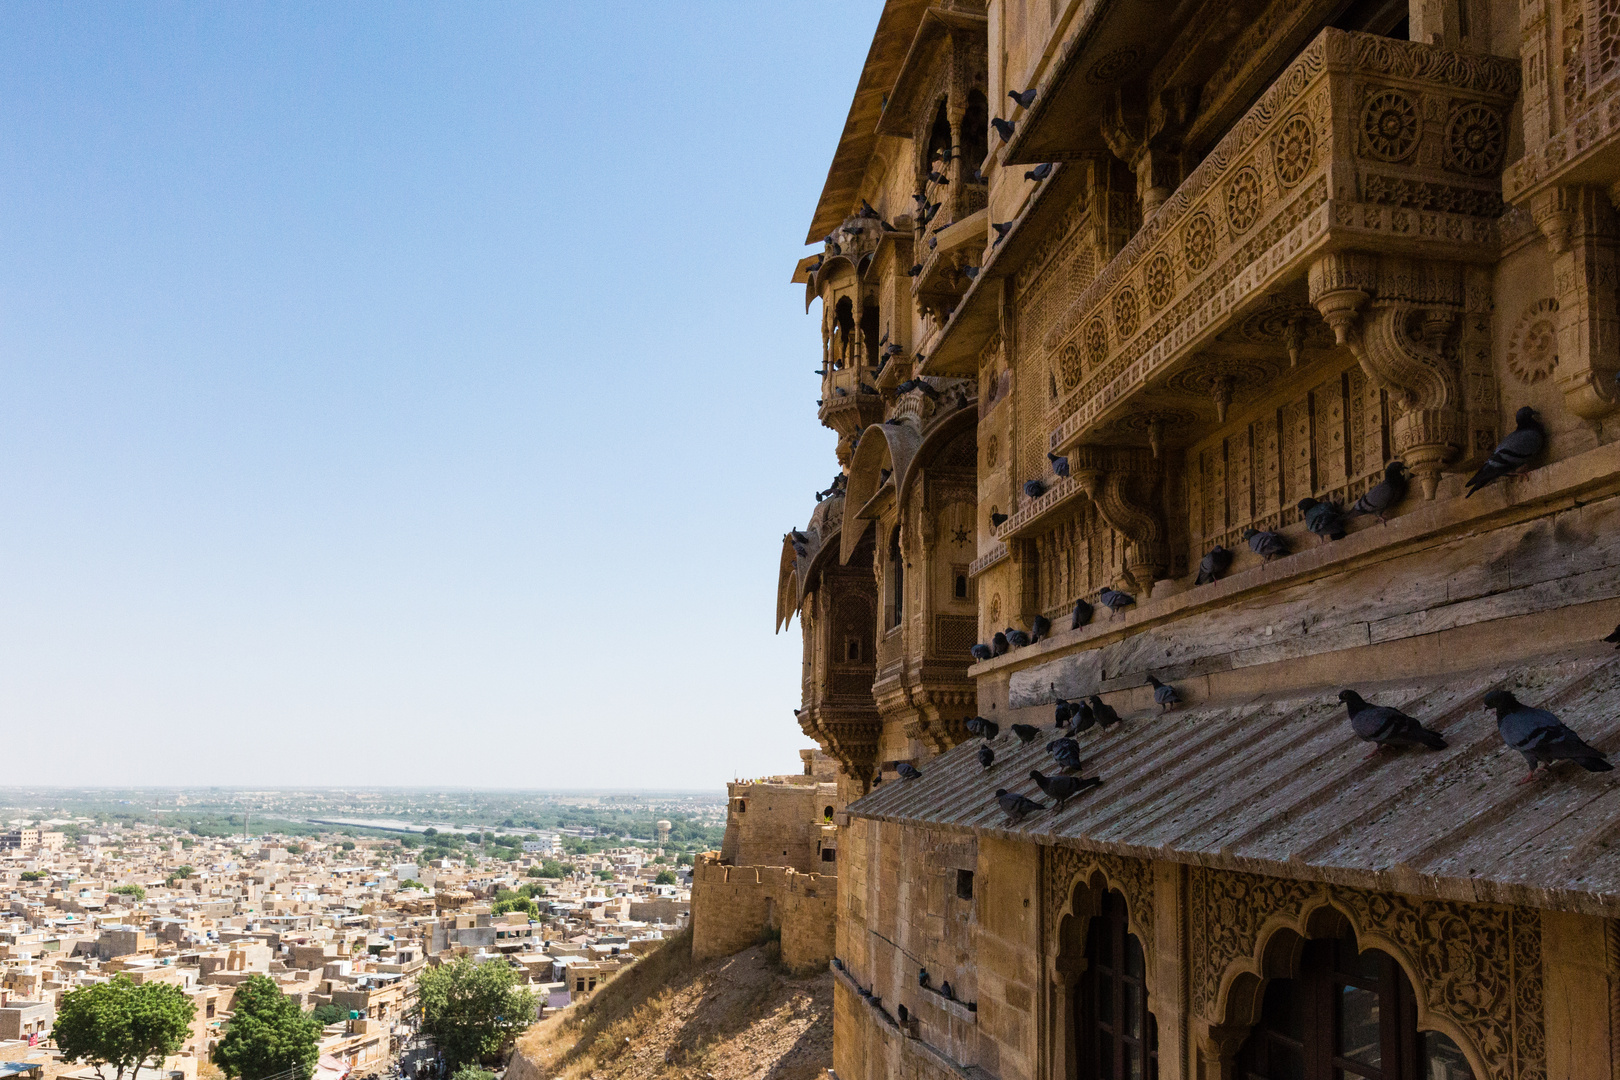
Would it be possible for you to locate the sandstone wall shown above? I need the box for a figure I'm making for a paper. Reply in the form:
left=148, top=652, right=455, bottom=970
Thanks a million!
left=689, top=855, right=835, bottom=974
left=718, top=780, right=838, bottom=873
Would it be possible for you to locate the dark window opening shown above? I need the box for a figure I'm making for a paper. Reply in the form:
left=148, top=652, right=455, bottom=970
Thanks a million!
left=1079, top=890, right=1158, bottom=1080
left=955, top=869, right=974, bottom=900
left=955, top=574, right=968, bottom=598
left=888, top=526, right=905, bottom=629
left=737, top=800, right=747, bottom=814
left=1238, top=928, right=1476, bottom=1079
left=821, top=848, right=837, bottom=863
left=961, top=90, right=989, bottom=177
left=845, top=637, right=862, bottom=662
left=1329, top=0, right=1409, bottom=38
left=927, top=100, right=953, bottom=172
left=824, top=805, right=835, bottom=818
left=833, top=297, right=855, bottom=367
left=860, top=299, right=881, bottom=368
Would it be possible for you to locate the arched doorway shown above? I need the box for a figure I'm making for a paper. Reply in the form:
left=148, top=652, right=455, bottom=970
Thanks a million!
left=1237, top=926, right=1474, bottom=1079
left=1076, top=889, right=1159, bottom=1078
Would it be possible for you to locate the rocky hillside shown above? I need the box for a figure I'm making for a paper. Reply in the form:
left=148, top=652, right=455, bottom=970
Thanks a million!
left=507, top=928, right=831, bottom=1080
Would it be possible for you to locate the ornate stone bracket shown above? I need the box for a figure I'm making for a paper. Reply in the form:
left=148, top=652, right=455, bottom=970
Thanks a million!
left=1530, top=185, right=1620, bottom=423
left=1070, top=446, right=1168, bottom=586
left=1309, top=253, right=1496, bottom=498
left=1100, top=87, right=1195, bottom=217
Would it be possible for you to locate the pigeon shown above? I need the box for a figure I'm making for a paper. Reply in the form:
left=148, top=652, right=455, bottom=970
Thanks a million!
left=918, top=968, right=930, bottom=988
left=1024, top=163, right=1053, bottom=182
left=896, top=762, right=923, bottom=780
left=1098, top=587, right=1135, bottom=616
left=1089, top=696, right=1121, bottom=729
left=1349, top=460, right=1410, bottom=522
left=1466, top=407, right=1546, bottom=497
left=1011, top=723, right=1040, bottom=745
left=1069, top=700, right=1096, bottom=734
left=1606, top=624, right=1620, bottom=649
left=1006, top=627, right=1032, bottom=648
left=970, top=643, right=994, bottom=662
left=1299, top=497, right=1347, bottom=542
left=965, top=716, right=1000, bottom=740
left=1023, top=479, right=1047, bottom=499
left=1046, top=737, right=1082, bottom=773
left=907, top=264, right=924, bottom=277
left=897, top=1004, right=909, bottom=1025
left=991, top=632, right=1010, bottom=656
left=1485, top=690, right=1612, bottom=782
left=1030, top=769, right=1102, bottom=810
left=927, top=169, right=948, bottom=184
left=1048, top=452, right=1070, bottom=477
left=940, top=982, right=954, bottom=1001
left=995, top=788, right=1045, bottom=821
left=859, top=986, right=873, bottom=1000
left=990, top=512, right=1009, bottom=527
left=1195, top=545, right=1232, bottom=585
left=1053, top=693, right=1074, bottom=728
left=1244, top=527, right=1288, bottom=562
left=833, top=957, right=843, bottom=971
left=963, top=266, right=980, bottom=280
left=1008, top=87, right=1037, bottom=109
left=1146, top=675, right=1180, bottom=712
left=1032, top=614, right=1051, bottom=641
left=880, top=468, right=892, bottom=484
left=1071, top=597, right=1094, bottom=629
left=1338, top=690, right=1447, bottom=757
left=992, top=221, right=1014, bottom=244
left=991, top=117, right=1016, bottom=140
left=977, top=745, right=996, bottom=771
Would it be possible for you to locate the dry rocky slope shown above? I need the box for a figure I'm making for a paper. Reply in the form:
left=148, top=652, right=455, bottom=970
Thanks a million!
left=507, top=929, right=831, bottom=1080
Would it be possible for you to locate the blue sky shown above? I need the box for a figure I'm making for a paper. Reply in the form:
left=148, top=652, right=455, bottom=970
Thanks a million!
left=0, top=3, right=869, bottom=787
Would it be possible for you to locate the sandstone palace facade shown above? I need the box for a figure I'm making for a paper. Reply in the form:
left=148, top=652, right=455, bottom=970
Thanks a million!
left=776, top=0, right=1620, bottom=1077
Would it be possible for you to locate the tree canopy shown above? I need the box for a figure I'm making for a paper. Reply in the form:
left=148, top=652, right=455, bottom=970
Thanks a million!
left=211, top=974, right=320, bottom=1080
left=418, top=956, right=537, bottom=1069
left=52, top=976, right=195, bottom=1080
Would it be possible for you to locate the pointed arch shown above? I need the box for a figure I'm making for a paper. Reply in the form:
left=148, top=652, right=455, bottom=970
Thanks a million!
left=840, top=420, right=922, bottom=564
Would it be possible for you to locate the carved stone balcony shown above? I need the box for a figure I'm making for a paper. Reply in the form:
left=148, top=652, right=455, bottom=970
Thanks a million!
left=1039, top=30, right=1520, bottom=498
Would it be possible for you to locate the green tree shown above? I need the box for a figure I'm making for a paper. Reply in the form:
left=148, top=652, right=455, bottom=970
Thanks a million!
left=309, top=1003, right=343, bottom=1026
left=595, top=870, right=613, bottom=881
left=524, top=866, right=544, bottom=878
left=211, top=974, right=320, bottom=1080
left=417, top=956, right=537, bottom=1069
left=52, top=976, right=195, bottom=1080
left=451, top=1067, right=494, bottom=1080
left=654, top=870, right=677, bottom=886
left=340, top=841, right=356, bottom=851
left=19, top=870, right=45, bottom=882
left=109, top=884, right=146, bottom=902
left=489, top=896, right=538, bottom=919
left=397, top=879, right=426, bottom=891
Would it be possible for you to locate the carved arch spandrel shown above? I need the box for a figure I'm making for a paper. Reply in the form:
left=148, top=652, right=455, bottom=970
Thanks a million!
left=1042, top=845, right=1157, bottom=974
left=1188, top=866, right=1543, bottom=1080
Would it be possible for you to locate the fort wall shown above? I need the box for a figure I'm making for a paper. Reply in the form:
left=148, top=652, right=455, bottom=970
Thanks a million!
left=689, top=855, right=835, bottom=973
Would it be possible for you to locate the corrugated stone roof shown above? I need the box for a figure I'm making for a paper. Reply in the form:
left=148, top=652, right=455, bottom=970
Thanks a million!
left=848, top=648, right=1620, bottom=916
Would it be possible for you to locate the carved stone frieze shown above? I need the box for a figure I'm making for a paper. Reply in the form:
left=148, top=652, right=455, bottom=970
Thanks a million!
left=1529, top=185, right=1620, bottom=421
left=1187, top=866, right=1546, bottom=1080
left=1042, top=845, right=1156, bottom=968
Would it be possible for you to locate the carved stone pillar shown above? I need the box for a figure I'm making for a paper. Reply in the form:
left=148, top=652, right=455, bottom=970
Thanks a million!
left=1197, top=1024, right=1251, bottom=1080
left=1309, top=253, right=1497, bottom=498
left=1101, top=87, right=1194, bottom=218
left=1532, top=185, right=1620, bottom=422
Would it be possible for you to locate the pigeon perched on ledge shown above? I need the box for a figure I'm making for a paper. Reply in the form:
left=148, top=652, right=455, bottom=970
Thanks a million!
left=1005, top=627, right=1032, bottom=648
left=1146, top=675, right=1180, bottom=712
left=1244, top=527, right=1288, bottom=562
left=992, top=632, right=1009, bottom=656
left=1024, top=479, right=1046, bottom=499
left=991, top=117, right=1016, bottom=140
left=990, top=512, right=1009, bottom=527
left=1089, top=696, right=1121, bottom=730
left=1299, top=497, right=1346, bottom=542
left=1485, top=690, right=1612, bottom=783
left=1466, top=407, right=1545, bottom=497
left=1011, top=724, right=1040, bottom=745
left=1071, top=597, right=1094, bottom=629
left=1098, top=587, right=1135, bottom=616
left=1030, top=769, right=1102, bottom=810
left=995, top=788, right=1044, bottom=821
left=1046, top=738, right=1082, bottom=774
left=1349, top=460, right=1409, bottom=523
left=1032, top=614, right=1051, bottom=641
left=1195, top=545, right=1232, bottom=585
left=1048, top=452, right=1070, bottom=477
left=965, top=716, right=1000, bottom=740
left=896, top=762, right=922, bottom=780
left=1008, top=87, right=1037, bottom=109
left=1025, top=163, right=1054, bottom=182
left=1339, top=690, right=1447, bottom=757
left=977, top=745, right=995, bottom=771
left=970, top=643, right=994, bottom=662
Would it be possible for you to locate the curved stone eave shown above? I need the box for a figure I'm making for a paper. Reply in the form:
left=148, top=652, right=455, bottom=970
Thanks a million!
left=896, top=399, right=978, bottom=508
left=795, top=524, right=844, bottom=610
left=840, top=420, right=922, bottom=563
left=776, top=534, right=802, bottom=633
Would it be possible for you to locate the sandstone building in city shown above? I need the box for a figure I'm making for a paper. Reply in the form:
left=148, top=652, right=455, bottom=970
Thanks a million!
left=776, top=0, right=1620, bottom=1076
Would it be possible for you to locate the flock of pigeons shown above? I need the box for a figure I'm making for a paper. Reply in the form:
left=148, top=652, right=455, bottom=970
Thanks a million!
left=974, top=408, right=1550, bottom=655
left=884, top=642, right=1615, bottom=822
